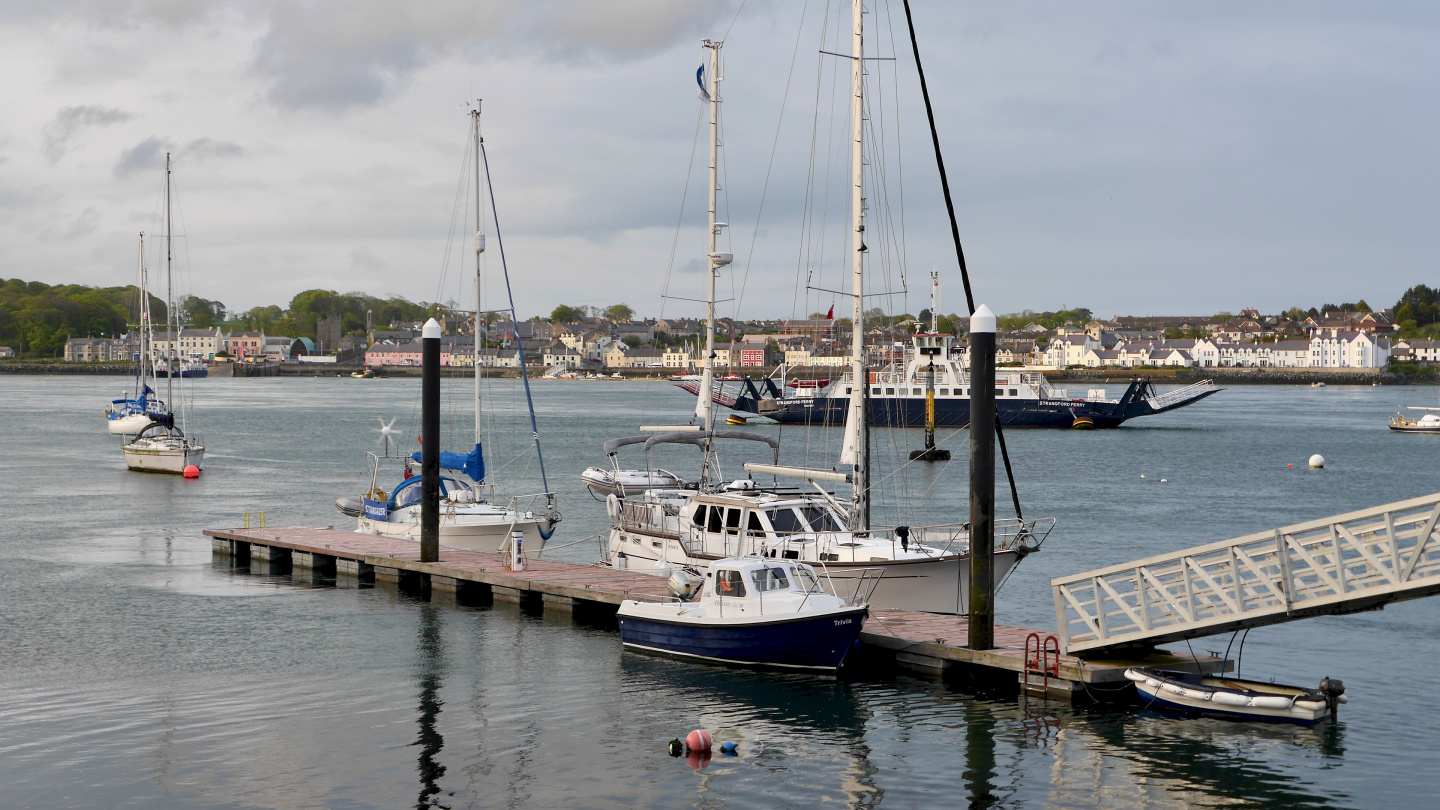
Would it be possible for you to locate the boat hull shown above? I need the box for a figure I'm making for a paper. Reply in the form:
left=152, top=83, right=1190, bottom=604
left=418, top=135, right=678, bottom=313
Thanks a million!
left=123, top=445, right=204, bottom=474
left=357, top=514, right=551, bottom=553
left=611, top=535, right=1021, bottom=614
left=617, top=606, right=867, bottom=671
left=1389, top=425, right=1440, bottom=433
left=107, top=413, right=156, bottom=434
left=1128, top=669, right=1334, bottom=725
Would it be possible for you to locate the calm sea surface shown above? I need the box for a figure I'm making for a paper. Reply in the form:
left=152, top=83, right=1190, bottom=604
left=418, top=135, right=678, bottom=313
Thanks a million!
left=3, top=375, right=1438, bottom=808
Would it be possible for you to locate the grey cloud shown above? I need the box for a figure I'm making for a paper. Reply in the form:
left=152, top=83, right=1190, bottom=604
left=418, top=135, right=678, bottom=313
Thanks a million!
left=350, top=245, right=387, bottom=271
left=183, top=137, right=243, bottom=159
left=62, top=206, right=101, bottom=239
left=114, top=136, right=173, bottom=177
left=41, top=105, right=131, bottom=162
left=250, top=0, right=735, bottom=110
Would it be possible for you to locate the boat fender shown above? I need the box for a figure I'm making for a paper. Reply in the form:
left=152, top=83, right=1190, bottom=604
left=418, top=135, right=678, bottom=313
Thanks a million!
left=720, top=742, right=739, bottom=755
left=1250, top=695, right=1294, bottom=710
left=1145, top=678, right=1161, bottom=689
left=1337, top=694, right=1349, bottom=704
left=686, top=729, right=712, bottom=752
left=1293, top=698, right=1327, bottom=711
left=606, top=493, right=622, bottom=521
left=1123, top=669, right=1148, bottom=683
left=668, top=739, right=684, bottom=757
left=1179, top=687, right=1210, bottom=701
left=1212, top=691, right=1251, bottom=707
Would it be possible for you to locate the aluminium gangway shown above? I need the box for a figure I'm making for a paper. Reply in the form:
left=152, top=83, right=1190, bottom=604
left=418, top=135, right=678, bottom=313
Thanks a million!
left=1053, top=491, right=1440, bottom=655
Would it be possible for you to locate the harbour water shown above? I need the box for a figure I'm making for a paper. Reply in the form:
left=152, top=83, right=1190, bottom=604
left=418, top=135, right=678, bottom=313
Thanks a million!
left=3, top=376, right=1437, bottom=808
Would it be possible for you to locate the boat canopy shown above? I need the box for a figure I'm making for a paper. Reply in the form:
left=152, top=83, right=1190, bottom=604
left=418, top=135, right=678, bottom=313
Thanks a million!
left=603, top=436, right=652, bottom=456
left=410, top=442, right=484, bottom=483
left=643, top=430, right=780, bottom=462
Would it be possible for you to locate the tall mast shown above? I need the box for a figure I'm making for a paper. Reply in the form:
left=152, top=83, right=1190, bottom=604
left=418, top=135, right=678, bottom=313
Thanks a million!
left=472, top=102, right=485, bottom=454
left=841, top=0, right=870, bottom=529
left=136, top=232, right=147, bottom=398
left=697, top=39, right=727, bottom=485
left=165, top=152, right=174, bottom=419
left=930, top=268, right=940, bottom=333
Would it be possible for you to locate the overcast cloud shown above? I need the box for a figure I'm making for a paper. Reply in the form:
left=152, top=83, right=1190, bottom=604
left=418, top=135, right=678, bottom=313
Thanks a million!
left=1, top=1, right=1436, bottom=321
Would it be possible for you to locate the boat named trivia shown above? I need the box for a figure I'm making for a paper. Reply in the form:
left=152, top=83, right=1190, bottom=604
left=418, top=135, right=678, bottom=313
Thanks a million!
left=1127, top=667, right=1347, bottom=725
left=679, top=332, right=1221, bottom=429
left=617, top=557, right=872, bottom=672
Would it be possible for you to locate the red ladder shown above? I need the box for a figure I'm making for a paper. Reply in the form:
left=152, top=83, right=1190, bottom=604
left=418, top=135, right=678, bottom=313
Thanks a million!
left=1024, top=633, right=1061, bottom=697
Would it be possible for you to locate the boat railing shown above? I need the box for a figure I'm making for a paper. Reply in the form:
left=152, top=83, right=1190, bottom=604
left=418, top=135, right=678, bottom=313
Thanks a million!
left=864, top=517, right=1056, bottom=556
left=840, top=567, right=885, bottom=606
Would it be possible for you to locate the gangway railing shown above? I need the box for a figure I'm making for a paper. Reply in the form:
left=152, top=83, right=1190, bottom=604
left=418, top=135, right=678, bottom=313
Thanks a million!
left=1146, top=379, right=1215, bottom=411
left=1054, top=492, right=1440, bottom=654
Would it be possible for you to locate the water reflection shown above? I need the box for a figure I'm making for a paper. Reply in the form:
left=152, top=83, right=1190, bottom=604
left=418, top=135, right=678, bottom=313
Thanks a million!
left=414, top=605, right=447, bottom=809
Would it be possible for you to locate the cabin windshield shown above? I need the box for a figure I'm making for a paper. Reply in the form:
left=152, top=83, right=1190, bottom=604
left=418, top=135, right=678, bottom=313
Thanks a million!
left=792, top=566, right=821, bottom=593
left=799, top=505, right=844, bottom=533
left=766, top=508, right=807, bottom=534
left=749, top=566, right=790, bottom=592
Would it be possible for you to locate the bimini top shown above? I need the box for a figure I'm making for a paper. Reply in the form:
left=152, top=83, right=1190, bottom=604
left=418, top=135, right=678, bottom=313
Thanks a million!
left=643, top=430, right=780, bottom=459
left=603, top=436, right=652, bottom=457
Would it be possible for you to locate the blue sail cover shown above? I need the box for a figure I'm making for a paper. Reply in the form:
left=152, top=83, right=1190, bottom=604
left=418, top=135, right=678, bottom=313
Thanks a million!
left=411, top=443, right=485, bottom=483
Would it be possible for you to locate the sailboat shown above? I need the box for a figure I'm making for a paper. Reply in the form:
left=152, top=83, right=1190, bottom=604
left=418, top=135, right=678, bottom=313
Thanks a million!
left=335, top=105, right=560, bottom=552
left=597, top=14, right=1054, bottom=614
left=122, top=154, right=205, bottom=474
left=106, top=233, right=168, bottom=435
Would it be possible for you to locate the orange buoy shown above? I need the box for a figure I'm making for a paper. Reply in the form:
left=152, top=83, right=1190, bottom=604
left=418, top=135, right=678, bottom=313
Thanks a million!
left=685, top=728, right=712, bottom=752
left=1287, top=463, right=1293, bottom=468
left=183, top=465, right=201, bottom=479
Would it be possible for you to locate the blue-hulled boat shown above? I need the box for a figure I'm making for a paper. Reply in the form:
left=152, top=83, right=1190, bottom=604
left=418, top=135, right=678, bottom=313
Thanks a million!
left=617, top=558, right=873, bottom=672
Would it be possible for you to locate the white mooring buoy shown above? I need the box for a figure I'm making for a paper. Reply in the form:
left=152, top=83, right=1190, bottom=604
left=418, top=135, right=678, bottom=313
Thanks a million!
left=1310, top=454, right=1326, bottom=469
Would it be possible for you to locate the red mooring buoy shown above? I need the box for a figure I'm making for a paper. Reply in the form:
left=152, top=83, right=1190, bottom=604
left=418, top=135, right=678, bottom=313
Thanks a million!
left=183, top=465, right=200, bottom=479
left=685, top=729, right=712, bottom=752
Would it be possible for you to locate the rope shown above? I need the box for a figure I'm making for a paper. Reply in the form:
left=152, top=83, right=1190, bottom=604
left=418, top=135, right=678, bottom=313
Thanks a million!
left=901, top=0, right=1024, bottom=520
left=535, top=529, right=608, bottom=556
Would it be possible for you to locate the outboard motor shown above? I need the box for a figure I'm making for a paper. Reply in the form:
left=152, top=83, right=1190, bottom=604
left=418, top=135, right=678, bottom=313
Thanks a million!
left=668, top=570, right=702, bottom=601
left=1319, top=677, right=1346, bottom=717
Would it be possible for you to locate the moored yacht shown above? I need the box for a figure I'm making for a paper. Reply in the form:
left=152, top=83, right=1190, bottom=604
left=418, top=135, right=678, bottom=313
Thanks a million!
left=1389, top=407, right=1440, bottom=433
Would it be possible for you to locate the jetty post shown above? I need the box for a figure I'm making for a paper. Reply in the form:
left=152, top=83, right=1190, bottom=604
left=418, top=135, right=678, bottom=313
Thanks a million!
left=420, top=317, right=441, bottom=562
left=968, top=304, right=997, bottom=650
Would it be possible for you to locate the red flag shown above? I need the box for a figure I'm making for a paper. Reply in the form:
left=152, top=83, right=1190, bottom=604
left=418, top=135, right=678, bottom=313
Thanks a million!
left=826, top=305, right=834, bottom=320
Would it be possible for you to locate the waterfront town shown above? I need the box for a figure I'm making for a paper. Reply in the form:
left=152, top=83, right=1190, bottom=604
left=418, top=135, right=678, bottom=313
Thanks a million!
left=39, top=300, right=1422, bottom=374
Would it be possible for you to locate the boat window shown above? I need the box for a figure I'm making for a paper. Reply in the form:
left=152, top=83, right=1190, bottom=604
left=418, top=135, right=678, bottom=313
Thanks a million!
left=692, top=505, right=708, bottom=528
left=913, top=388, right=922, bottom=395
left=871, top=387, right=881, bottom=395
left=800, top=505, right=844, bottom=533
left=715, top=569, right=746, bottom=597
left=766, top=508, right=807, bottom=534
left=707, top=507, right=723, bottom=533
left=747, top=511, right=765, bottom=533
left=1009, top=389, right=1018, bottom=397
left=793, top=566, right=820, bottom=593
left=885, top=388, right=894, bottom=395
left=940, top=388, right=949, bottom=396
left=749, top=566, right=790, bottom=592
left=725, top=508, right=742, bottom=530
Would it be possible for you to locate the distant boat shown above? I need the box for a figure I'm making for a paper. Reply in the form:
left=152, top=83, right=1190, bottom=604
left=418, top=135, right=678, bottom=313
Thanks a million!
left=351, top=368, right=375, bottom=379
left=1126, top=667, right=1346, bottom=725
left=1312, top=381, right=1326, bottom=388
left=121, top=153, right=205, bottom=474
left=616, top=557, right=872, bottom=672
left=1390, top=407, right=1440, bottom=433
left=106, top=233, right=168, bottom=435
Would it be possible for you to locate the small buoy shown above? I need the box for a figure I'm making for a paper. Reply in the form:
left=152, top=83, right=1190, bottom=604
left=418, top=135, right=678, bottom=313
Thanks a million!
left=667, top=739, right=684, bottom=757
left=1139, top=474, right=1146, bottom=480
left=1287, top=463, right=1293, bottom=468
left=685, top=729, right=713, bottom=752
left=183, top=465, right=200, bottom=479
left=720, top=741, right=739, bottom=755
left=1160, top=478, right=1168, bottom=483
left=1310, top=454, right=1325, bottom=469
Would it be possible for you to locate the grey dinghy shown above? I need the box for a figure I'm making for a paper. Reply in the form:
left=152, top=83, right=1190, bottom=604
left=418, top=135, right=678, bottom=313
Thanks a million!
left=1126, top=667, right=1347, bottom=725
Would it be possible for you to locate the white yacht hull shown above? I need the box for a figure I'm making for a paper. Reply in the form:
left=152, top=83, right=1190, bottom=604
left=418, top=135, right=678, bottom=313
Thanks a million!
left=608, top=529, right=1020, bottom=614
left=358, top=514, right=551, bottom=553
left=107, top=413, right=155, bottom=434
left=123, top=444, right=204, bottom=474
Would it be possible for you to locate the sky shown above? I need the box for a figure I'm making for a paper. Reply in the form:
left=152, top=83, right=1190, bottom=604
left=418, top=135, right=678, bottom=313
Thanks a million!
left=2, top=1, right=1437, bottom=322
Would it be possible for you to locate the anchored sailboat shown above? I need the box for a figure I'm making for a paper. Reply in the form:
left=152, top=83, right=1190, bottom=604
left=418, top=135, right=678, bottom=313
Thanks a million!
left=106, top=233, right=168, bottom=435
left=121, top=154, right=205, bottom=474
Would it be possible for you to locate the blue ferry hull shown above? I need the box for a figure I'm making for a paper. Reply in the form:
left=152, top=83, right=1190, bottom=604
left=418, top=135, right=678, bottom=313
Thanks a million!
left=618, top=607, right=868, bottom=672
left=724, top=379, right=1218, bottom=428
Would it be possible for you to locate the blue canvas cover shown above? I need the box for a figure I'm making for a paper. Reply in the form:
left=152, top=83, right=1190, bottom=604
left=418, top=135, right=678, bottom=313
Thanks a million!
left=411, top=443, right=485, bottom=483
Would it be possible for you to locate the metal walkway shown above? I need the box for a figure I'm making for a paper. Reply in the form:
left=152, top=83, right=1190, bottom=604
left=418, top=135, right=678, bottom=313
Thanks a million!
left=1053, top=492, right=1440, bottom=655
